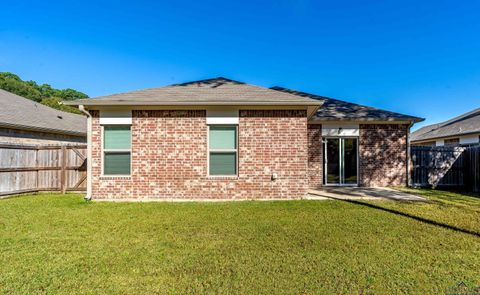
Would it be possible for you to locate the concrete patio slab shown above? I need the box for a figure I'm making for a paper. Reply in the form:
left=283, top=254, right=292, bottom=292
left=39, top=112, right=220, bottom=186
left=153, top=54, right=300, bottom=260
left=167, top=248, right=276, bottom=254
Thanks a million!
left=306, top=187, right=426, bottom=201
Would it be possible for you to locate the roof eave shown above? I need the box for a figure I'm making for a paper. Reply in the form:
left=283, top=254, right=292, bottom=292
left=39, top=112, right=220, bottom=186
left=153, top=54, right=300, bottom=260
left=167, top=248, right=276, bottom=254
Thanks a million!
left=0, top=122, right=87, bottom=137
left=310, top=117, right=424, bottom=123
left=411, top=130, right=480, bottom=142
left=65, top=100, right=323, bottom=107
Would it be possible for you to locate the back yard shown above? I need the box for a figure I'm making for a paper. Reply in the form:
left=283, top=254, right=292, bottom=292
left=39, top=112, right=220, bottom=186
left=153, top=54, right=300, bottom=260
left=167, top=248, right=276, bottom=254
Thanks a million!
left=0, top=189, right=479, bottom=294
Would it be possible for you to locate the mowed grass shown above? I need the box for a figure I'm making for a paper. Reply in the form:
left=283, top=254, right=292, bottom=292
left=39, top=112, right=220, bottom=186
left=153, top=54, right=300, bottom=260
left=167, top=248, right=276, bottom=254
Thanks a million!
left=0, top=191, right=479, bottom=294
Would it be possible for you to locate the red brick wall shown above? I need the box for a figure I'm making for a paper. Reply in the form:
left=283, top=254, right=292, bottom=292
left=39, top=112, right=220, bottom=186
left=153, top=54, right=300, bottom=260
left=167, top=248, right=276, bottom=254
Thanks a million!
left=359, top=124, right=408, bottom=187
left=307, top=124, right=322, bottom=188
left=306, top=123, right=409, bottom=188
left=90, top=110, right=308, bottom=200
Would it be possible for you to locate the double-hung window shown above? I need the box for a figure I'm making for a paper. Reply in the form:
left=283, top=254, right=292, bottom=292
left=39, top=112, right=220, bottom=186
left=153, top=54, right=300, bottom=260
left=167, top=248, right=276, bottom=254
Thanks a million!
left=103, top=125, right=131, bottom=175
left=209, top=126, right=237, bottom=176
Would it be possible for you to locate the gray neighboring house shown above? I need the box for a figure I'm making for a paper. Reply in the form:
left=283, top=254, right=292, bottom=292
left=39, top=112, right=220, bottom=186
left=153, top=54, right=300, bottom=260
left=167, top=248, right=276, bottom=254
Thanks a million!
left=0, top=89, right=86, bottom=144
left=411, top=108, right=480, bottom=146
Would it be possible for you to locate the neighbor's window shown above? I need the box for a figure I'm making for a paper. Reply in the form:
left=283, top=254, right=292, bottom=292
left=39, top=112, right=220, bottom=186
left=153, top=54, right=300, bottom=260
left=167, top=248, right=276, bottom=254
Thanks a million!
left=103, top=125, right=131, bottom=175
left=209, top=126, right=237, bottom=175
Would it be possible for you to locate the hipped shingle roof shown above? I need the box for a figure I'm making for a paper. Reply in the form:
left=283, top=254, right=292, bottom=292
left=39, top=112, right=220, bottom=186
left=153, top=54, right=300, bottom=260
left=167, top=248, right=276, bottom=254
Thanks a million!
left=271, top=87, right=423, bottom=123
left=66, top=77, right=423, bottom=123
left=66, top=77, right=322, bottom=106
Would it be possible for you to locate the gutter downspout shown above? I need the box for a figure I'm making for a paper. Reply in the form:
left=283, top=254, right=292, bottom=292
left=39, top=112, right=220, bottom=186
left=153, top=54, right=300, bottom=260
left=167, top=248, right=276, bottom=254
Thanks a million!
left=406, top=121, right=414, bottom=187
left=79, top=105, right=93, bottom=200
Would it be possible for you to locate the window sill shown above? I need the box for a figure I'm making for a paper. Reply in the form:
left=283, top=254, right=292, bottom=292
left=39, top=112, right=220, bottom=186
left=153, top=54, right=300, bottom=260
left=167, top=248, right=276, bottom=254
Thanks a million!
left=207, top=175, right=239, bottom=180
left=100, top=175, right=131, bottom=180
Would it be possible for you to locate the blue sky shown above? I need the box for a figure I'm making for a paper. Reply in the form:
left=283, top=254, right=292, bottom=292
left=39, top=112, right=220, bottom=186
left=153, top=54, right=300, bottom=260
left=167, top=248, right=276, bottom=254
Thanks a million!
left=1, top=0, right=479, bottom=130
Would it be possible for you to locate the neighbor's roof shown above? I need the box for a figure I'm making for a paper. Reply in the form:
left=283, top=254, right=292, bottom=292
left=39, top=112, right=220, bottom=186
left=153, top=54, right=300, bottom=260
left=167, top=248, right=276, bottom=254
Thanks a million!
left=271, top=87, right=424, bottom=123
left=66, top=77, right=322, bottom=106
left=0, top=89, right=86, bottom=136
left=411, top=108, right=480, bottom=142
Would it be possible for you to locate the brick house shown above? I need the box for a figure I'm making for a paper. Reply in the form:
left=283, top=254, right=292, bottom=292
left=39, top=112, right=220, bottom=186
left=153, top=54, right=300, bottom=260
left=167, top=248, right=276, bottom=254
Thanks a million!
left=67, top=78, right=423, bottom=201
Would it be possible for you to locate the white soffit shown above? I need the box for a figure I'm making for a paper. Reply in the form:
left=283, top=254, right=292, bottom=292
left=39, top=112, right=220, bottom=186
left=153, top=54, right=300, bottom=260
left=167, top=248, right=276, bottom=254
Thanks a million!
left=206, top=109, right=239, bottom=125
left=99, top=110, right=132, bottom=125
left=460, top=135, right=479, bottom=145
left=322, top=124, right=359, bottom=136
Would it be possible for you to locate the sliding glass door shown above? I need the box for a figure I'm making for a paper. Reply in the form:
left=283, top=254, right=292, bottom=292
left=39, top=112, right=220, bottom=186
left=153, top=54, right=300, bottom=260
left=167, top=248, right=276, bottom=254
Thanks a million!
left=324, top=137, right=358, bottom=185
left=325, top=138, right=341, bottom=184
left=342, top=138, right=358, bottom=185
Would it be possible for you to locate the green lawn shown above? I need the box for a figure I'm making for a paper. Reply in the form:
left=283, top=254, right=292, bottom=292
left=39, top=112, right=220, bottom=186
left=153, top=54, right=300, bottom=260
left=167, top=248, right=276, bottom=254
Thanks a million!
left=0, top=190, right=479, bottom=294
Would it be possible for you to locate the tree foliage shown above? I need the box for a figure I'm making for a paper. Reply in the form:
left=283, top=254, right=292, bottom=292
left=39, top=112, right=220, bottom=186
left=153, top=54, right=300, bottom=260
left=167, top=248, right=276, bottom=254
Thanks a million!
left=0, top=72, right=88, bottom=114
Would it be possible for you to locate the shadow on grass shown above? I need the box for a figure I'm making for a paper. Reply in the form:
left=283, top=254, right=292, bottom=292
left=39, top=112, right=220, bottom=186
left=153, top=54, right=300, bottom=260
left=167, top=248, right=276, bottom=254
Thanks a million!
left=399, top=188, right=480, bottom=213
left=331, top=197, right=480, bottom=238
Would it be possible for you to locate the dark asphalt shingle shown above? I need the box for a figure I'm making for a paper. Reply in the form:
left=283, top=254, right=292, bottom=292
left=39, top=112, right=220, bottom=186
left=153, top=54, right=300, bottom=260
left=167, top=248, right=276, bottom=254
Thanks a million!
left=271, top=87, right=423, bottom=122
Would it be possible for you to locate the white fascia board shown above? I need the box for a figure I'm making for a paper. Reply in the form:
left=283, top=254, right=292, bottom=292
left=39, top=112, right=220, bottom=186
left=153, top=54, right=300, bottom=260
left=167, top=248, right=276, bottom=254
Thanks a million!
left=99, top=110, right=132, bottom=125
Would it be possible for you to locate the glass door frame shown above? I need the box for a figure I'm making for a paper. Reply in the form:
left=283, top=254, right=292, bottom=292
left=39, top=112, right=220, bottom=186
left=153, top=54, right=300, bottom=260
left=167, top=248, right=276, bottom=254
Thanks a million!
left=323, top=136, right=359, bottom=186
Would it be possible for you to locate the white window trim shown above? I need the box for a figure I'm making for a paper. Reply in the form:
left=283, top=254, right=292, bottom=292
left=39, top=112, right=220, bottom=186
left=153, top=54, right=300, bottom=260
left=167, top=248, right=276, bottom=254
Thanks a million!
left=207, top=125, right=239, bottom=177
left=101, top=125, right=132, bottom=177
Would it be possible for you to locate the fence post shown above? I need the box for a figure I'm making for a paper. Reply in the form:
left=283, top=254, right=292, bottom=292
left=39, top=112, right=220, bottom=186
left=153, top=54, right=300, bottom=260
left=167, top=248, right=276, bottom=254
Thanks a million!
left=35, top=147, right=39, bottom=192
left=61, top=145, right=67, bottom=194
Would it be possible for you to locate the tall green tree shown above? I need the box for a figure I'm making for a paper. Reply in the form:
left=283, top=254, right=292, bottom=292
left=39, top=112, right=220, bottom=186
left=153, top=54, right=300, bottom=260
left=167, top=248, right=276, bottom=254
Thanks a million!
left=0, top=72, right=88, bottom=114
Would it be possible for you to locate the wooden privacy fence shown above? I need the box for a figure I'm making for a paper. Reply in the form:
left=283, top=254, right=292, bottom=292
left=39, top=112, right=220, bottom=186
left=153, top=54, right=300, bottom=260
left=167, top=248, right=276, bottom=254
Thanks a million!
left=464, top=145, right=480, bottom=193
left=0, top=143, right=87, bottom=197
left=411, top=145, right=480, bottom=192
